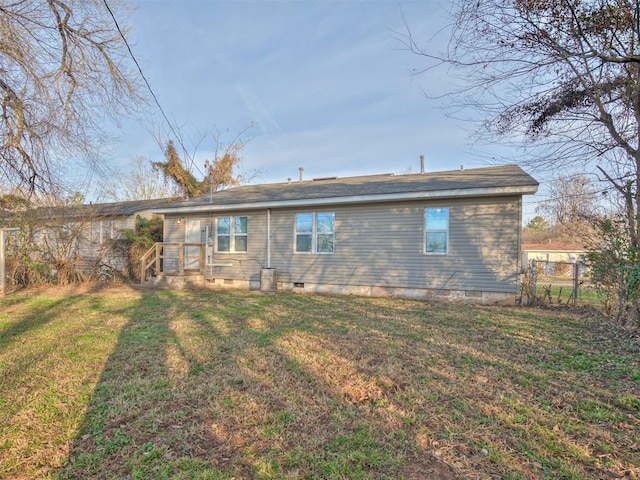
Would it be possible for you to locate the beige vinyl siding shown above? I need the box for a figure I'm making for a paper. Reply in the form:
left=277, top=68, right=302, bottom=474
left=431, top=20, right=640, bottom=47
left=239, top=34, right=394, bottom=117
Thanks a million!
left=164, top=212, right=267, bottom=281
left=164, top=215, right=183, bottom=242
left=270, top=197, right=521, bottom=293
left=164, top=196, right=522, bottom=293
left=73, top=216, right=138, bottom=269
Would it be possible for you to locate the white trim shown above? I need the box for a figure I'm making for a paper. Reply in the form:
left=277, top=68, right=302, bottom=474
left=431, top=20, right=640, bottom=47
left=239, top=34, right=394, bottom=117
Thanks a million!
left=294, top=212, right=335, bottom=255
left=214, top=215, right=248, bottom=254
left=215, top=216, right=231, bottom=252
left=294, top=212, right=314, bottom=254
left=150, top=185, right=539, bottom=214
left=424, top=207, right=449, bottom=255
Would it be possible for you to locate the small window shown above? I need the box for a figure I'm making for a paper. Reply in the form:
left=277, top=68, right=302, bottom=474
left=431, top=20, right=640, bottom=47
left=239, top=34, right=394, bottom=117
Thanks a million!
left=216, top=217, right=231, bottom=252
left=425, top=207, right=449, bottom=254
left=60, top=223, right=72, bottom=241
left=295, top=213, right=313, bottom=253
left=234, top=216, right=248, bottom=252
left=215, top=216, right=248, bottom=253
left=295, top=212, right=335, bottom=254
left=316, top=212, right=335, bottom=253
left=92, top=220, right=114, bottom=244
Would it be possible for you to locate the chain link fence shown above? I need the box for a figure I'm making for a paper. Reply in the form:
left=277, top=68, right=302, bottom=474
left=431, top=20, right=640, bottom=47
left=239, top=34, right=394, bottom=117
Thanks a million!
left=520, top=259, right=598, bottom=307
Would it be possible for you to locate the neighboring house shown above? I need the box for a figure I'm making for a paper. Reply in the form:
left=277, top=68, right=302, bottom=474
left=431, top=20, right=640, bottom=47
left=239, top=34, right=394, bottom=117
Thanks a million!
left=521, top=242, right=587, bottom=277
left=23, top=198, right=171, bottom=274
left=148, top=165, right=538, bottom=304
left=521, top=242, right=586, bottom=264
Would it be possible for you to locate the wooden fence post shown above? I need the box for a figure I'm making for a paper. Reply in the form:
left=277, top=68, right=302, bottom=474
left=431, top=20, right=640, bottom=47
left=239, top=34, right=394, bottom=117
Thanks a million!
left=1, top=229, right=5, bottom=296
left=572, top=263, right=580, bottom=306
left=1, top=228, right=19, bottom=295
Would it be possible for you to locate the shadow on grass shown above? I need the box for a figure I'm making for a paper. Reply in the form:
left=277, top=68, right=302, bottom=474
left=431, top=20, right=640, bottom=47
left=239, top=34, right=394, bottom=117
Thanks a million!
left=56, top=290, right=236, bottom=479
left=0, top=283, right=117, bottom=419
left=0, top=284, right=106, bottom=355
left=55, top=289, right=462, bottom=480
left=50, top=288, right=639, bottom=480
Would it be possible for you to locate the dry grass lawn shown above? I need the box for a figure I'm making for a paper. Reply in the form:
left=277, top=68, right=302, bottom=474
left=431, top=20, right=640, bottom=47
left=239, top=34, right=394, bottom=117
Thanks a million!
left=0, top=284, right=639, bottom=479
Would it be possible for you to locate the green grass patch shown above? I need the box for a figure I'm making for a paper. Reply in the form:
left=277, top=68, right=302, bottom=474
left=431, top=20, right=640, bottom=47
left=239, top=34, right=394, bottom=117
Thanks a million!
left=0, top=285, right=638, bottom=479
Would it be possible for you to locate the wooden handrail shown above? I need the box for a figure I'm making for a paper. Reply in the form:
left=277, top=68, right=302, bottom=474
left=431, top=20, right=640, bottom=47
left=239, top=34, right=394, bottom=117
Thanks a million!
left=140, top=243, right=156, bottom=263
left=139, top=242, right=206, bottom=284
left=139, top=243, right=158, bottom=283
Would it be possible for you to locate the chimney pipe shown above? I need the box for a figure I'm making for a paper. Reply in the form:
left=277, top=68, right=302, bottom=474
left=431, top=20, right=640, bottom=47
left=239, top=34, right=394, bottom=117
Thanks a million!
left=420, top=155, right=425, bottom=174
left=299, top=166, right=304, bottom=181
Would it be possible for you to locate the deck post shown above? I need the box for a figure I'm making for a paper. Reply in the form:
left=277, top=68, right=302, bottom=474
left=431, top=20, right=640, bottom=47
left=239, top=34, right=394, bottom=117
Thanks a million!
left=199, top=244, right=205, bottom=273
left=178, top=243, right=185, bottom=275
left=572, top=262, right=579, bottom=306
left=1, top=228, right=19, bottom=294
left=0, top=229, right=5, bottom=295
left=155, top=243, right=161, bottom=273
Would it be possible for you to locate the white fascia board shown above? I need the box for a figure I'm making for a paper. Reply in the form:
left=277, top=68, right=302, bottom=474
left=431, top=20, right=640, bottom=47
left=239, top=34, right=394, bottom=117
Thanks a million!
left=150, top=185, right=539, bottom=214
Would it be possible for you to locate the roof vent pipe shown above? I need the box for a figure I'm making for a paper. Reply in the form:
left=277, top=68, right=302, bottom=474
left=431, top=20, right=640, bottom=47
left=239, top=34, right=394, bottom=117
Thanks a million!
left=299, top=166, right=304, bottom=181
left=420, top=155, right=425, bottom=174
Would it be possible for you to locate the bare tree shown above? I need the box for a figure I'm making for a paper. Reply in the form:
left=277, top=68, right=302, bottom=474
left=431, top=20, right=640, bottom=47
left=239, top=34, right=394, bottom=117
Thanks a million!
left=0, top=0, right=143, bottom=193
left=537, top=174, right=598, bottom=222
left=404, top=1, right=640, bottom=325
left=404, top=0, right=640, bottom=242
left=100, top=157, right=178, bottom=201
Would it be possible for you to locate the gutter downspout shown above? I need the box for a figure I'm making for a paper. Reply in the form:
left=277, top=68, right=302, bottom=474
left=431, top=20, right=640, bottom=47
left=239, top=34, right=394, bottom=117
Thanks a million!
left=267, top=208, right=271, bottom=268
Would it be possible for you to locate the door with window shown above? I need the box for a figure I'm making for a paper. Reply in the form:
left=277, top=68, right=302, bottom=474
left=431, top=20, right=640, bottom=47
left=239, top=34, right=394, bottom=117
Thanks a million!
left=185, top=218, right=201, bottom=270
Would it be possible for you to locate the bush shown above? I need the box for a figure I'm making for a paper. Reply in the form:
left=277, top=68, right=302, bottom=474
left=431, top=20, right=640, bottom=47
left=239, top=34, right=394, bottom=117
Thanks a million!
left=120, top=215, right=164, bottom=281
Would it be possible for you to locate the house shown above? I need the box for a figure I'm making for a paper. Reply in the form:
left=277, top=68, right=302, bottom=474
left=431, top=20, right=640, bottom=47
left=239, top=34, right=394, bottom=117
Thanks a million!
left=147, top=165, right=538, bottom=304
left=521, top=242, right=587, bottom=278
left=521, top=242, right=586, bottom=264
left=19, top=198, right=171, bottom=276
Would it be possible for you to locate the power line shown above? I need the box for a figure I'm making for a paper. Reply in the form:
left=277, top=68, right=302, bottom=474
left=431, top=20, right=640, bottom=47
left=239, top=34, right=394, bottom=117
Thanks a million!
left=101, top=0, right=204, bottom=177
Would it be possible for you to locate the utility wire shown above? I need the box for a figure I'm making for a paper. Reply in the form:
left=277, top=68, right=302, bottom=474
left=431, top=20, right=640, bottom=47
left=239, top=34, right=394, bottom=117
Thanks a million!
left=101, top=0, right=204, bottom=177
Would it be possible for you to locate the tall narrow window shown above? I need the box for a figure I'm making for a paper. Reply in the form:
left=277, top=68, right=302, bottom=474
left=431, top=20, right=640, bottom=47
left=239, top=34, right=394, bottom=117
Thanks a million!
left=316, top=212, right=335, bottom=253
left=215, top=216, right=248, bottom=253
left=425, top=207, right=449, bottom=254
left=295, top=212, right=335, bottom=254
left=234, top=216, right=248, bottom=252
left=216, top=217, right=231, bottom=252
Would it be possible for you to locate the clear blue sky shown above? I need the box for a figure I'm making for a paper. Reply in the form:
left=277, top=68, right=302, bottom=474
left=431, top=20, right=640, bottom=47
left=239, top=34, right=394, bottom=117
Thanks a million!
left=107, top=0, right=538, bottom=218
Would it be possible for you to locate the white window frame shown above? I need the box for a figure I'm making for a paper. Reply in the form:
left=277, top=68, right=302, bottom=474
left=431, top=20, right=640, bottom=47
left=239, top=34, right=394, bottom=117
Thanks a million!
left=294, top=212, right=335, bottom=254
left=214, top=215, right=248, bottom=254
left=424, top=207, right=449, bottom=255
left=105, top=221, right=114, bottom=242
left=93, top=220, right=114, bottom=244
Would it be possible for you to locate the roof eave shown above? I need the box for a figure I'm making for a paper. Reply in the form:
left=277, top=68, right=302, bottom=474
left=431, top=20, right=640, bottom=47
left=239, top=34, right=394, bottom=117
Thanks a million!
left=150, top=184, right=539, bottom=214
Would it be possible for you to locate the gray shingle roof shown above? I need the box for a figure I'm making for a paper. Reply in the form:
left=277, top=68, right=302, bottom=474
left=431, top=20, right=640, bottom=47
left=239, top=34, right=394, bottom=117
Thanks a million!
left=34, top=198, right=177, bottom=220
left=153, top=165, right=537, bottom=211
